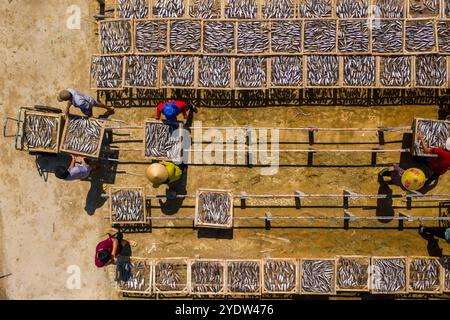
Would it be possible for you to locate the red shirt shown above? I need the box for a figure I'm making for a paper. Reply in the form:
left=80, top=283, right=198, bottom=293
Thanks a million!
left=94, top=236, right=117, bottom=268
left=429, top=148, right=450, bottom=175
left=156, top=100, right=188, bottom=120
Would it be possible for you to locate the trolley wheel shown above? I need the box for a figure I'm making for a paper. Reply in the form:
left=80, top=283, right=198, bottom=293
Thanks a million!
left=34, top=105, right=62, bottom=114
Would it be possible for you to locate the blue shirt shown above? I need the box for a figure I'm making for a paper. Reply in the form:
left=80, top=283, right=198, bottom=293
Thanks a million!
left=67, top=88, right=98, bottom=115
left=65, top=164, right=91, bottom=181
left=446, top=229, right=450, bottom=243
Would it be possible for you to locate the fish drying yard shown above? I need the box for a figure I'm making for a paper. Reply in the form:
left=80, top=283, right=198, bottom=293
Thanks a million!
left=1, top=0, right=450, bottom=301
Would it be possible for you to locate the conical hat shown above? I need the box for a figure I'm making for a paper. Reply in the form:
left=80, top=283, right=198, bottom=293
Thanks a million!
left=146, top=163, right=168, bottom=186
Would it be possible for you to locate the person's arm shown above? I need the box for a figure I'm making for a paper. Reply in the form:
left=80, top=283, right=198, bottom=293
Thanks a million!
left=181, top=102, right=188, bottom=119
left=156, top=103, right=163, bottom=120
left=111, top=238, right=119, bottom=260
left=417, top=132, right=432, bottom=154
left=69, top=155, right=77, bottom=169
left=64, top=101, right=72, bottom=117
left=80, top=157, right=90, bottom=169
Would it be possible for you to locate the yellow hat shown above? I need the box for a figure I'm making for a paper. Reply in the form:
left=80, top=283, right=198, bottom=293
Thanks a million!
left=146, top=163, right=168, bottom=188
left=401, top=168, right=426, bottom=191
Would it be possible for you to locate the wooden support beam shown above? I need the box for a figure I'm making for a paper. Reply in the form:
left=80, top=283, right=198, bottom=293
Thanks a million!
left=371, top=148, right=378, bottom=166
left=295, top=191, right=304, bottom=209
left=307, top=148, right=315, bottom=166
left=246, top=128, right=254, bottom=168
left=377, top=128, right=385, bottom=146
left=343, top=190, right=357, bottom=209
left=308, top=128, right=316, bottom=146
left=265, top=211, right=272, bottom=230
left=344, top=210, right=355, bottom=230
left=240, top=192, right=247, bottom=209
left=398, top=211, right=413, bottom=231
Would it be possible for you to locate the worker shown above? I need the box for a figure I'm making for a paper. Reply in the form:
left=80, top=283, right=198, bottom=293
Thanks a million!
left=95, top=228, right=123, bottom=268
left=155, top=100, right=198, bottom=122
left=54, top=155, right=92, bottom=181
left=145, top=161, right=183, bottom=188
left=419, top=224, right=450, bottom=244
left=417, top=132, right=450, bottom=182
left=379, top=166, right=426, bottom=191
left=58, top=88, right=114, bottom=118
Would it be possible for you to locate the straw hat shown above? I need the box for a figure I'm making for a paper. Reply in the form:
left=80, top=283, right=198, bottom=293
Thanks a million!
left=146, top=163, right=168, bottom=188
left=401, top=168, right=426, bottom=191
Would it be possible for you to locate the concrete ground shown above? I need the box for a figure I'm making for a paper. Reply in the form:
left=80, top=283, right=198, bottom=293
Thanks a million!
left=1, top=1, right=449, bottom=299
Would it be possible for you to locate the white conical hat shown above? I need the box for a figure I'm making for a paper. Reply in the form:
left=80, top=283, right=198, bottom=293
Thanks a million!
left=145, top=163, right=168, bottom=187
left=446, top=138, right=450, bottom=151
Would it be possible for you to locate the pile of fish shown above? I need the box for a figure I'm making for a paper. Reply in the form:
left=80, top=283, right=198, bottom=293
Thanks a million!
left=336, top=0, right=368, bottom=18
left=125, top=56, right=158, bottom=88
left=271, top=56, right=302, bottom=87
left=372, top=20, right=403, bottom=53
left=153, top=0, right=185, bottom=17
left=264, top=260, right=296, bottom=292
left=237, top=22, right=269, bottom=54
left=343, top=56, right=375, bottom=86
left=162, top=55, right=195, bottom=86
left=145, top=122, right=182, bottom=159
left=440, top=256, right=450, bottom=291
left=189, top=0, right=221, bottom=18
left=371, top=258, right=407, bottom=293
left=91, top=56, right=123, bottom=88
left=197, top=191, right=232, bottom=225
left=415, top=55, right=447, bottom=87
left=116, top=259, right=151, bottom=292
left=135, top=20, right=168, bottom=53
left=301, top=260, right=335, bottom=294
left=170, top=20, right=201, bottom=52
left=373, top=0, right=404, bottom=18
left=307, top=55, right=339, bottom=86
left=437, top=21, right=450, bottom=53
left=100, top=20, right=132, bottom=54
left=337, top=257, right=369, bottom=290
left=155, top=262, right=187, bottom=291
left=111, top=189, right=145, bottom=222
left=228, top=261, right=260, bottom=293
left=299, top=0, right=332, bottom=17
left=62, top=116, right=102, bottom=155
left=226, top=0, right=257, bottom=19
left=263, top=0, right=294, bottom=19
left=409, top=258, right=441, bottom=292
left=199, top=56, right=231, bottom=88
left=191, top=261, right=224, bottom=293
left=380, top=56, right=411, bottom=87
left=116, top=0, right=149, bottom=19
left=405, top=20, right=436, bottom=52
left=409, top=0, right=439, bottom=17
left=203, top=21, right=235, bottom=53
left=414, top=120, right=449, bottom=155
left=236, top=57, right=267, bottom=88
left=338, top=20, right=369, bottom=53
left=24, top=114, right=58, bottom=150
left=304, top=20, right=337, bottom=53
left=271, top=21, right=302, bottom=53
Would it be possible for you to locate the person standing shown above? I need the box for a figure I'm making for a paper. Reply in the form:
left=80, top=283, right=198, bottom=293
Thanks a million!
left=155, top=100, right=198, bottom=122
left=58, top=88, right=114, bottom=118
left=417, top=132, right=450, bottom=182
left=95, top=228, right=123, bottom=268
left=145, top=161, right=183, bottom=188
